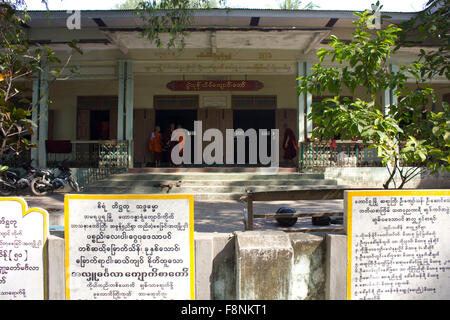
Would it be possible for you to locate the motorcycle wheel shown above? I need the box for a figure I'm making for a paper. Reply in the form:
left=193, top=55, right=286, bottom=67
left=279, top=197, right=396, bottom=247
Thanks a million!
left=30, top=177, right=50, bottom=196
left=68, top=177, right=80, bottom=192
left=0, top=181, right=14, bottom=196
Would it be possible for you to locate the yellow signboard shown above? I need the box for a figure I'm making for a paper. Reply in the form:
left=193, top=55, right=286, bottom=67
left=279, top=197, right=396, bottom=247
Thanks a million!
left=64, top=194, right=195, bottom=300
left=0, top=197, right=49, bottom=300
left=345, top=189, right=450, bottom=300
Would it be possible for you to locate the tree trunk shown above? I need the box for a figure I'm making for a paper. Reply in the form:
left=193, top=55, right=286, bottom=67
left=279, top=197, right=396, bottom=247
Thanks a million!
left=383, top=158, right=398, bottom=189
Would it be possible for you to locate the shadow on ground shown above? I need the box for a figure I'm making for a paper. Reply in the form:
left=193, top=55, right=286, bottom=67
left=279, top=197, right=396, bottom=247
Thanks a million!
left=22, top=193, right=343, bottom=234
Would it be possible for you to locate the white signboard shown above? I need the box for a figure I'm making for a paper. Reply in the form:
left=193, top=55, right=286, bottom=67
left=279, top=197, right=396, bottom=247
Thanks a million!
left=203, top=96, right=227, bottom=108
left=65, top=194, right=194, bottom=300
left=345, top=190, right=450, bottom=300
left=0, top=198, right=48, bottom=300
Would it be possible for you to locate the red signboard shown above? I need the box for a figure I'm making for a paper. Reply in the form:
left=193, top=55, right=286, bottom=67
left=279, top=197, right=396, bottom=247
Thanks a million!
left=167, top=80, right=264, bottom=91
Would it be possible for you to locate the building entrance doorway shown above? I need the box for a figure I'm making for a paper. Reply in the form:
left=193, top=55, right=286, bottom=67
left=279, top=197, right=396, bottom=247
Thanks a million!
left=233, top=109, right=276, bottom=166
left=154, top=109, right=197, bottom=166
left=90, top=110, right=110, bottom=140
left=76, top=96, right=118, bottom=141
left=155, top=109, right=197, bottom=133
left=152, top=95, right=199, bottom=167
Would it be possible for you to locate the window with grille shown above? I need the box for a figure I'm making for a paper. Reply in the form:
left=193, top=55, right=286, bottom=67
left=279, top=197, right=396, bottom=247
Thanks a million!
left=231, top=95, right=277, bottom=109
left=154, top=95, right=199, bottom=109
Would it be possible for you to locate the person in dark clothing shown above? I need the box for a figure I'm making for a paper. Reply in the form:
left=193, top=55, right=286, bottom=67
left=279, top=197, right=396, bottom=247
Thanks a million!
left=283, top=123, right=297, bottom=167
left=163, top=123, right=176, bottom=166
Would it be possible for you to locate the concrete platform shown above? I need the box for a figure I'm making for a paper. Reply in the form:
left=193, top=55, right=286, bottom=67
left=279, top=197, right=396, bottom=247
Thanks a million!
left=83, top=171, right=339, bottom=200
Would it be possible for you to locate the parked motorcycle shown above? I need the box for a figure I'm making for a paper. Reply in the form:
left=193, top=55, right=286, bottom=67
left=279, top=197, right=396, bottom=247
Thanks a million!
left=0, top=159, right=37, bottom=196
left=30, top=159, right=80, bottom=196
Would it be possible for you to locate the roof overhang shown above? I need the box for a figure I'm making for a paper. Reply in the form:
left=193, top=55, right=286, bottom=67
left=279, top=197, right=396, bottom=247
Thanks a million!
left=105, top=29, right=330, bottom=52
left=25, top=8, right=417, bottom=30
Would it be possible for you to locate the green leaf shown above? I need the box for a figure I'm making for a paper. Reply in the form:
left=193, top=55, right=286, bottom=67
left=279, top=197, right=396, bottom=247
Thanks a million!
left=444, top=131, right=450, bottom=143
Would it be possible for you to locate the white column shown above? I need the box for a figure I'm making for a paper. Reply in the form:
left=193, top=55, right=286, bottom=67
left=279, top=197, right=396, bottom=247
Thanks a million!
left=38, top=60, right=48, bottom=168
left=297, top=61, right=313, bottom=141
left=125, top=60, right=134, bottom=168
left=305, top=62, right=313, bottom=139
left=382, top=88, right=391, bottom=115
left=31, top=73, right=40, bottom=165
left=390, top=64, right=398, bottom=107
left=297, top=62, right=306, bottom=143
left=117, top=60, right=125, bottom=141
left=305, top=62, right=313, bottom=138
left=382, top=63, right=398, bottom=115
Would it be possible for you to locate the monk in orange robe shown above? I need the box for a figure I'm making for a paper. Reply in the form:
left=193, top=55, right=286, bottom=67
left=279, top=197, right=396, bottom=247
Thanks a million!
left=149, top=126, right=163, bottom=167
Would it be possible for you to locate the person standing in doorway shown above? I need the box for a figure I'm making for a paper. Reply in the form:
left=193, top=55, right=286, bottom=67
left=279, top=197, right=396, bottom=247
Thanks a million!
left=149, top=125, right=163, bottom=167
left=283, top=123, right=297, bottom=167
left=177, top=124, right=185, bottom=167
left=163, top=123, right=176, bottom=166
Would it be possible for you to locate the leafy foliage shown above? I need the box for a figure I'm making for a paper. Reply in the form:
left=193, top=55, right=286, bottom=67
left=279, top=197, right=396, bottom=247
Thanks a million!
left=115, top=0, right=143, bottom=9
left=0, top=0, right=80, bottom=163
left=136, top=0, right=226, bottom=50
left=0, top=1, right=39, bottom=161
left=297, top=2, right=449, bottom=188
left=396, top=0, right=449, bottom=81
left=278, top=0, right=317, bottom=10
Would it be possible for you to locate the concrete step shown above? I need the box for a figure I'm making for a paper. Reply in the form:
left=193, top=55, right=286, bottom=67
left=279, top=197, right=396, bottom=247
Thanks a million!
left=87, top=183, right=338, bottom=193
left=82, top=185, right=341, bottom=200
left=181, top=179, right=337, bottom=186
left=89, top=178, right=337, bottom=188
left=104, top=172, right=326, bottom=181
left=129, top=167, right=298, bottom=173
left=82, top=169, right=340, bottom=200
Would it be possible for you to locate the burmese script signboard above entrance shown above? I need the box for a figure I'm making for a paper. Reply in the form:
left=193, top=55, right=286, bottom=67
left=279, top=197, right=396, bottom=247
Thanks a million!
left=64, top=194, right=194, bottom=300
left=167, top=80, right=264, bottom=91
left=345, top=190, right=450, bottom=300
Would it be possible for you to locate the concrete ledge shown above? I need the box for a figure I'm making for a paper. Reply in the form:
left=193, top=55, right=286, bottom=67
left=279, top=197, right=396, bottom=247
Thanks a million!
left=325, top=233, right=347, bottom=300
left=194, top=233, right=214, bottom=300
left=234, top=231, right=293, bottom=300
left=289, top=233, right=325, bottom=300
left=47, top=235, right=65, bottom=300
left=290, top=233, right=323, bottom=256
left=322, top=167, right=450, bottom=189
left=46, top=231, right=345, bottom=300
left=211, top=234, right=236, bottom=300
left=194, top=232, right=235, bottom=300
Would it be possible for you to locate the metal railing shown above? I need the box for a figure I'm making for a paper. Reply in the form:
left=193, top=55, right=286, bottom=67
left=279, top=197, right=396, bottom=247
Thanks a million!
left=46, top=140, right=129, bottom=168
left=300, top=140, right=383, bottom=168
